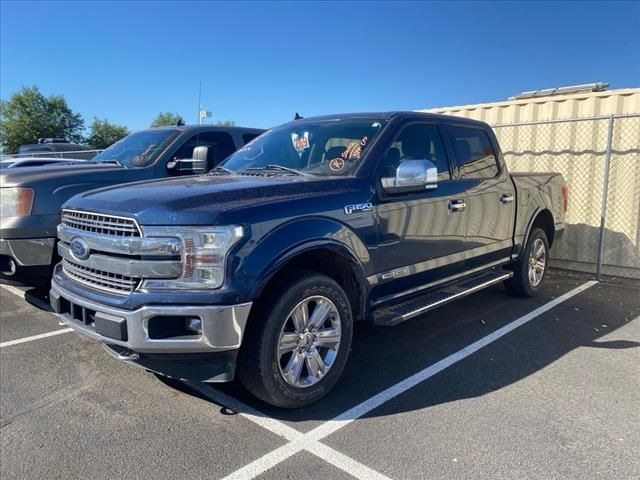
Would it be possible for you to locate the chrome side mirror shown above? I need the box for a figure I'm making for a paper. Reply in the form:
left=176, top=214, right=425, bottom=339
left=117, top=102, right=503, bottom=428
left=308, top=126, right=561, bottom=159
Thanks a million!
left=167, top=146, right=209, bottom=175
left=381, top=159, right=438, bottom=194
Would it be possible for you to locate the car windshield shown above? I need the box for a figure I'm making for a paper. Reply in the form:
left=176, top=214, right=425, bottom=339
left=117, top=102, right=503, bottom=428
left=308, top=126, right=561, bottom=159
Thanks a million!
left=222, top=119, right=387, bottom=176
left=92, top=129, right=179, bottom=168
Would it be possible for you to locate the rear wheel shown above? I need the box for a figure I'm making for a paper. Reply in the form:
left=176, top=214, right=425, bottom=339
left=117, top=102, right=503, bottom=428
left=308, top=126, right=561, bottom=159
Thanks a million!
left=237, top=270, right=353, bottom=408
left=505, top=227, right=549, bottom=297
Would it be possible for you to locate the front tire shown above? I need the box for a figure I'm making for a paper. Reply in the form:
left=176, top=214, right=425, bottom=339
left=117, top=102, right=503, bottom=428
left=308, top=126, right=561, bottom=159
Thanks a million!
left=505, top=227, right=549, bottom=297
left=237, top=270, right=353, bottom=408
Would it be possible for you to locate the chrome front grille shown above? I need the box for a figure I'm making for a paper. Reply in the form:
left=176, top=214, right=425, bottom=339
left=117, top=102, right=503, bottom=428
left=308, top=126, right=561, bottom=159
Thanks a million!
left=58, top=210, right=182, bottom=296
left=61, top=209, right=141, bottom=237
left=62, top=258, right=140, bottom=295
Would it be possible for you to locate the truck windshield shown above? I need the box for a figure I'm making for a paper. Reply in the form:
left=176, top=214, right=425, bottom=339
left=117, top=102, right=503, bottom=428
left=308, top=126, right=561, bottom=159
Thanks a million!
left=92, top=129, right=179, bottom=168
left=222, top=119, right=387, bottom=176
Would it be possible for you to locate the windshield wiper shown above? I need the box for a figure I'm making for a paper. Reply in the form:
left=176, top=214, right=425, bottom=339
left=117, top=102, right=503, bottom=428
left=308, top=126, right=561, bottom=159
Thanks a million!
left=93, top=159, right=125, bottom=167
left=243, top=165, right=307, bottom=176
left=209, top=165, right=233, bottom=175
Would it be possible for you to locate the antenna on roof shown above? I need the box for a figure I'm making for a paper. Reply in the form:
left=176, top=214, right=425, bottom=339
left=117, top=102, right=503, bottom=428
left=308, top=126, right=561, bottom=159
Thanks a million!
left=176, top=118, right=185, bottom=126
left=294, top=112, right=303, bottom=120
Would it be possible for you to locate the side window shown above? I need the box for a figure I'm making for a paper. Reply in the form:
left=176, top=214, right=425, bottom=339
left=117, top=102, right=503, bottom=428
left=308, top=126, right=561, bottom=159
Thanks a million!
left=242, top=133, right=261, bottom=144
left=449, top=126, right=499, bottom=179
left=379, top=124, right=450, bottom=181
left=171, top=132, right=236, bottom=170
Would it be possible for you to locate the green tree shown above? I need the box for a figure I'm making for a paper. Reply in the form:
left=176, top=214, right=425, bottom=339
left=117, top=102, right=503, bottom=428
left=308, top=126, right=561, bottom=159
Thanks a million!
left=215, top=120, right=236, bottom=127
left=86, top=118, right=130, bottom=149
left=0, top=85, right=84, bottom=154
left=150, top=112, right=184, bottom=127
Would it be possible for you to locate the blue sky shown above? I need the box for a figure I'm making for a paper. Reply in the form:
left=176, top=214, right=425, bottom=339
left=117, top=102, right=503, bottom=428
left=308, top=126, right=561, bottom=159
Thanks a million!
left=1, top=1, right=638, bottom=131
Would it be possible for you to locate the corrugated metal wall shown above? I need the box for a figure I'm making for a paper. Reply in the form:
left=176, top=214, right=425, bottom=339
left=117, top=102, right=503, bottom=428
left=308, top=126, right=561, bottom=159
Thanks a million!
left=418, top=88, right=640, bottom=278
left=420, top=88, right=640, bottom=123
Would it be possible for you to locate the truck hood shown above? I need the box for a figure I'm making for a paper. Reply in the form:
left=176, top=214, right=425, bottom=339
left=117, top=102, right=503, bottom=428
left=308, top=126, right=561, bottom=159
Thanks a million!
left=64, top=174, right=360, bottom=225
left=0, top=162, right=126, bottom=187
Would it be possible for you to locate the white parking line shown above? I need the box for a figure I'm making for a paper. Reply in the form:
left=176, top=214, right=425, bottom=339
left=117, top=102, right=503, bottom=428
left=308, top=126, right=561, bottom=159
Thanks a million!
left=307, top=280, right=599, bottom=441
left=195, top=280, right=597, bottom=480
left=0, top=284, right=27, bottom=299
left=190, top=383, right=393, bottom=480
left=310, top=442, right=393, bottom=480
left=0, top=328, right=74, bottom=348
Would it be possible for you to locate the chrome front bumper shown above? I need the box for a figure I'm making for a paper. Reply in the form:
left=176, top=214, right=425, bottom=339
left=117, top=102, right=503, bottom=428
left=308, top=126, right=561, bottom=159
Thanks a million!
left=50, top=280, right=252, bottom=354
left=0, top=237, right=55, bottom=266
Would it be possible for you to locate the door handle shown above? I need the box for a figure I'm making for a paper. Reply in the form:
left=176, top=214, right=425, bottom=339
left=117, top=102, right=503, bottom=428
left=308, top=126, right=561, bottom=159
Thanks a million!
left=500, top=194, right=515, bottom=204
left=448, top=199, right=466, bottom=212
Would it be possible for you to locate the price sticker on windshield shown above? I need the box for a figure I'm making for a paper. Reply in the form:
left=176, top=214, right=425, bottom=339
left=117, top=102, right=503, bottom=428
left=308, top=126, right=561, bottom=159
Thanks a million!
left=291, top=132, right=310, bottom=152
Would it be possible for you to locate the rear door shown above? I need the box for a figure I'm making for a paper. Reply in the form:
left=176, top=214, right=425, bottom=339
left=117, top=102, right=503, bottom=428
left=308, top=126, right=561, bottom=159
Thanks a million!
left=447, top=124, right=516, bottom=269
left=371, top=122, right=468, bottom=301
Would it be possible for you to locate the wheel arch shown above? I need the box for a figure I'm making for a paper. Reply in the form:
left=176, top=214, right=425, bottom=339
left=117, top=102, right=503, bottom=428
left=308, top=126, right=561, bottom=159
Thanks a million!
left=526, top=208, right=555, bottom=248
left=252, top=242, right=369, bottom=323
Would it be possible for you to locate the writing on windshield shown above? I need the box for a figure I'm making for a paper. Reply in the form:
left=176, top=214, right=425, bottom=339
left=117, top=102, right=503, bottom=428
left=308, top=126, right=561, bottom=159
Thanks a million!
left=222, top=119, right=386, bottom=176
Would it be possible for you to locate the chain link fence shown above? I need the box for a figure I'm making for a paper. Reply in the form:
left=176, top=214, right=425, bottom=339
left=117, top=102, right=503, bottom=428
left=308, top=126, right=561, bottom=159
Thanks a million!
left=493, top=114, right=640, bottom=280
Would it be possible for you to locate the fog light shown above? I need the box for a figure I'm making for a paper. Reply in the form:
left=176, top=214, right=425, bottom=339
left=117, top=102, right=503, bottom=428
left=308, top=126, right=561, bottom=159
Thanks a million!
left=186, top=318, right=202, bottom=335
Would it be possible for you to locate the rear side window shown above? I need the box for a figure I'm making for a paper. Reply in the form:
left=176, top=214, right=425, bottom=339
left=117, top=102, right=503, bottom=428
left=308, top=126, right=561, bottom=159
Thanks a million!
left=450, top=126, right=499, bottom=179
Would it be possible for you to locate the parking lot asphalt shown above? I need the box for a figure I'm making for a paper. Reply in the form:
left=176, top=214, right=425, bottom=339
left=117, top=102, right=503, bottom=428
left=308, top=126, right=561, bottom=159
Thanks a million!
left=1, top=270, right=638, bottom=480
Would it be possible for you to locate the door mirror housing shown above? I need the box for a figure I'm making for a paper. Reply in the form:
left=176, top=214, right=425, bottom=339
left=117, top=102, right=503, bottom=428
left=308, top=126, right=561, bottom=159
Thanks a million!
left=381, top=159, right=438, bottom=195
left=167, top=145, right=209, bottom=174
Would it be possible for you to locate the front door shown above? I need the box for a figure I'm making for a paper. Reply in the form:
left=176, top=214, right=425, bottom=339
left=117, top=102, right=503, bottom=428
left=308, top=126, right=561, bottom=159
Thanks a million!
left=371, top=123, right=468, bottom=302
left=164, top=131, right=238, bottom=176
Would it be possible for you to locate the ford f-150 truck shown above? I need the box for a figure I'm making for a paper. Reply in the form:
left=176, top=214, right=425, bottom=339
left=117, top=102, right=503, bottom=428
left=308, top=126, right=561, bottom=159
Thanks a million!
left=50, top=112, right=567, bottom=408
left=0, top=125, right=264, bottom=285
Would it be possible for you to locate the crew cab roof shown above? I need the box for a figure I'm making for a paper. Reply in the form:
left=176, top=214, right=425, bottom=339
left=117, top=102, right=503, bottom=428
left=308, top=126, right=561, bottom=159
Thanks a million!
left=281, top=111, right=490, bottom=129
left=150, top=125, right=266, bottom=135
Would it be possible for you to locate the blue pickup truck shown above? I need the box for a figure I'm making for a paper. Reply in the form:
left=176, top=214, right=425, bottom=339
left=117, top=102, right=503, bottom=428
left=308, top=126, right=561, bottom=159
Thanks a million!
left=50, top=112, right=567, bottom=408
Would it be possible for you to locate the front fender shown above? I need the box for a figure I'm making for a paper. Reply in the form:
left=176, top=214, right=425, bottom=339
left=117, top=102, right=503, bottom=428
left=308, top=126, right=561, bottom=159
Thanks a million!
left=235, top=216, right=372, bottom=299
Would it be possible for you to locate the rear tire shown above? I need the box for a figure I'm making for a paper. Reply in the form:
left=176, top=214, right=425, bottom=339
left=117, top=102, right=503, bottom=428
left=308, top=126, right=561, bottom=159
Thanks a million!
left=237, top=270, right=353, bottom=408
left=505, top=227, right=549, bottom=297
left=0, top=265, right=51, bottom=288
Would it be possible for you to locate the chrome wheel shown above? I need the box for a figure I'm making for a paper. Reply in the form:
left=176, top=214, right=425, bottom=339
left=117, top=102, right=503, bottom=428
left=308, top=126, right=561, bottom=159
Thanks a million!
left=277, top=295, right=342, bottom=388
left=528, top=238, right=546, bottom=287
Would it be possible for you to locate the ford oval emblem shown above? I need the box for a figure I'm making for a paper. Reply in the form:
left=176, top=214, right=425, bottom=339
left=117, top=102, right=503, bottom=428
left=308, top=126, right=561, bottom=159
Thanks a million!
left=70, top=238, right=90, bottom=261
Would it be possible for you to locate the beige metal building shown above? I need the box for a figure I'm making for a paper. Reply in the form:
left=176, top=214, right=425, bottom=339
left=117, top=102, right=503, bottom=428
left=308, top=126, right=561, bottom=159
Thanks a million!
left=420, top=86, right=639, bottom=123
left=419, top=86, right=640, bottom=278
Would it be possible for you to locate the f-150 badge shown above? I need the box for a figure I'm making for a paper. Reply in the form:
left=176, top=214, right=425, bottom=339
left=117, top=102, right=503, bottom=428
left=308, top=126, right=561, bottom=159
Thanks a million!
left=344, top=203, right=373, bottom=215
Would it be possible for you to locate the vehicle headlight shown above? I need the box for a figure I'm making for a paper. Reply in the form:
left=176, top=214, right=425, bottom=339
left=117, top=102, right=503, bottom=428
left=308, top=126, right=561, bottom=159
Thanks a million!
left=0, top=188, right=34, bottom=217
left=142, top=225, right=244, bottom=290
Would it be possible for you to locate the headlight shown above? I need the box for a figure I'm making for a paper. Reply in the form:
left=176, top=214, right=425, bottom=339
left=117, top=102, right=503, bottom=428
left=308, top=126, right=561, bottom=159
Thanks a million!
left=0, top=188, right=34, bottom=217
left=142, top=225, right=244, bottom=290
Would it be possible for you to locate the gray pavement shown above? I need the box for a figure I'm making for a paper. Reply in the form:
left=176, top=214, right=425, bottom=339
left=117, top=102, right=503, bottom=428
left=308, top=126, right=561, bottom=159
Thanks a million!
left=1, top=271, right=638, bottom=479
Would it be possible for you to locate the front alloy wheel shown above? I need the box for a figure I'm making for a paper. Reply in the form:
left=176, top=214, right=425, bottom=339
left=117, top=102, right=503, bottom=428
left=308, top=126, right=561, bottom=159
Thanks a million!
left=277, top=296, right=342, bottom=388
left=238, top=270, right=353, bottom=408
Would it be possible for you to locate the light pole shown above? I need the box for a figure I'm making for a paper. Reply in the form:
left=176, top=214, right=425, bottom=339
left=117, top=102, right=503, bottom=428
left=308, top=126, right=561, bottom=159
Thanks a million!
left=197, top=81, right=212, bottom=124
left=197, top=81, right=202, bottom=125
